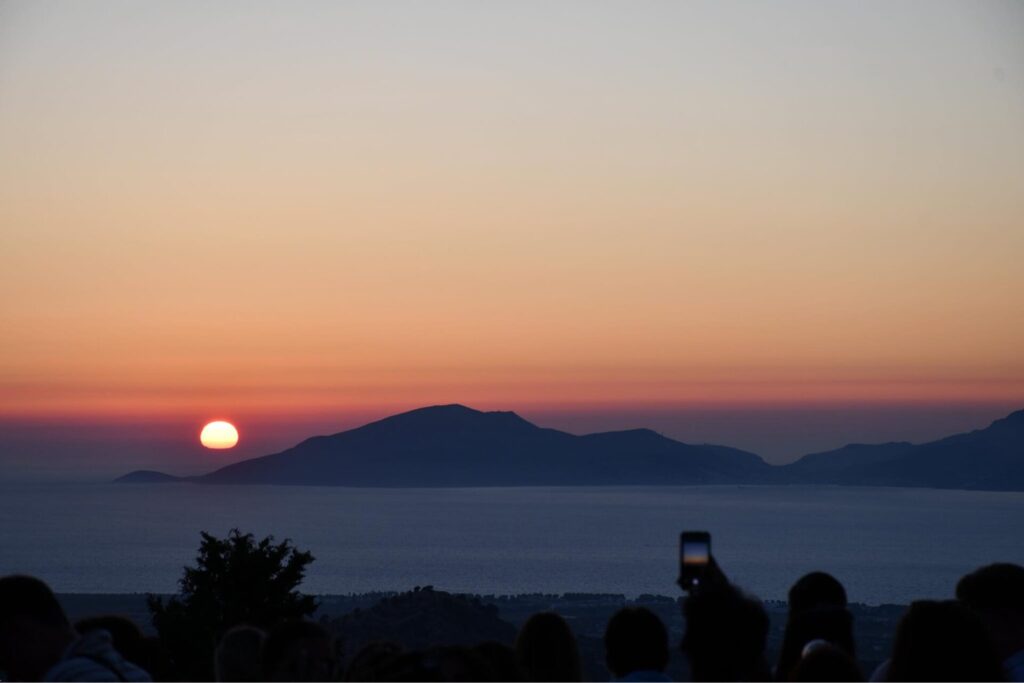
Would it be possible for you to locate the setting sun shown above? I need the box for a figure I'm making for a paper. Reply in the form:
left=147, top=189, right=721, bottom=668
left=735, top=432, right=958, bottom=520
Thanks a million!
left=200, top=421, right=239, bottom=449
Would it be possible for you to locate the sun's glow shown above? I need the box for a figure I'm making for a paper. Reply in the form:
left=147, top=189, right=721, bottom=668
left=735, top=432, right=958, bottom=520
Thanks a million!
left=200, top=421, right=238, bottom=449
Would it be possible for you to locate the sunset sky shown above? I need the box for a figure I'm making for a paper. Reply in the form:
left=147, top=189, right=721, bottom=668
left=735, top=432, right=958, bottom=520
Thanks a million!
left=1, top=1, right=1022, bottom=478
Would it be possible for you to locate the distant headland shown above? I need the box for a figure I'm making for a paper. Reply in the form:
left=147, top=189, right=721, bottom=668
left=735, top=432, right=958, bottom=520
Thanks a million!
left=117, top=404, right=1024, bottom=491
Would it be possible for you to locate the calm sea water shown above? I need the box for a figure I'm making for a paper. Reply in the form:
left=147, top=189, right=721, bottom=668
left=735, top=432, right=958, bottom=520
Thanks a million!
left=1, top=483, right=1022, bottom=604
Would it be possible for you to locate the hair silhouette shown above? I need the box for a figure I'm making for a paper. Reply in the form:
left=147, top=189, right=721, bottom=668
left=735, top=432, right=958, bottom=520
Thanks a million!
left=604, top=606, right=670, bottom=679
left=0, top=575, right=151, bottom=682
left=515, top=612, right=583, bottom=682
left=956, top=562, right=1024, bottom=665
left=214, top=624, right=266, bottom=682
left=0, top=574, right=69, bottom=629
left=885, top=600, right=1003, bottom=682
left=776, top=573, right=854, bottom=681
left=957, top=563, right=1024, bottom=611
left=0, top=575, right=75, bottom=681
left=788, top=572, right=848, bottom=616
left=682, top=584, right=771, bottom=682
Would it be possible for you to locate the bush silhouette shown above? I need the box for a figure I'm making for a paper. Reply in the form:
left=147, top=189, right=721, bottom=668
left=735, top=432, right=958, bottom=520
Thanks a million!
left=148, top=529, right=316, bottom=680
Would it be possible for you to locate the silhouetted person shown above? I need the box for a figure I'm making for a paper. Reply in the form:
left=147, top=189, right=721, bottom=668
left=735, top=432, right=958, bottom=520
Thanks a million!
left=791, top=641, right=863, bottom=682
left=776, top=606, right=858, bottom=681
left=604, top=607, right=671, bottom=681
left=74, top=616, right=158, bottom=677
left=776, top=572, right=855, bottom=681
left=957, top=563, right=1024, bottom=681
left=515, top=612, right=583, bottom=682
left=214, top=624, right=265, bottom=682
left=262, top=620, right=335, bottom=681
left=76, top=616, right=169, bottom=681
left=0, top=575, right=151, bottom=681
left=682, top=583, right=771, bottom=681
left=884, top=600, right=1003, bottom=682
left=788, top=572, right=848, bottom=616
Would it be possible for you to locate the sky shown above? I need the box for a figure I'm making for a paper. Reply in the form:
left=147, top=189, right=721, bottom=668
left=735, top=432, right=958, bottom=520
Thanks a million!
left=1, top=1, right=1022, bottom=479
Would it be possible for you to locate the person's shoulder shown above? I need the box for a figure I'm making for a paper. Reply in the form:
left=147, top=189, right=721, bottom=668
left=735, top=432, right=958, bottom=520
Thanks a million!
left=115, top=660, right=152, bottom=682
left=44, top=630, right=152, bottom=682
left=44, top=654, right=152, bottom=682
left=868, top=658, right=890, bottom=682
left=1004, top=648, right=1024, bottom=683
left=44, top=655, right=122, bottom=682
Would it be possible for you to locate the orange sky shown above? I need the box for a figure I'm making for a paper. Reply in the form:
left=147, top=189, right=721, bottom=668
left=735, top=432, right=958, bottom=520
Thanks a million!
left=2, top=1, right=1023, bottom=425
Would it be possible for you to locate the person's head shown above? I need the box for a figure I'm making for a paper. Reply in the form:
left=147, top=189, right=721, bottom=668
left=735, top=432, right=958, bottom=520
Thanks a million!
left=956, top=562, right=1024, bottom=659
left=776, top=606, right=857, bottom=681
left=604, top=607, right=669, bottom=679
left=681, top=584, right=770, bottom=682
left=788, top=572, right=847, bottom=617
left=262, top=620, right=335, bottom=682
left=0, top=574, right=76, bottom=681
left=886, top=600, right=1003, bottom=682
left=515, top=612, right=583, bottom=682
left=790, top=641, right=863, bottom=682
left=214, top=624, right=265, bottom=682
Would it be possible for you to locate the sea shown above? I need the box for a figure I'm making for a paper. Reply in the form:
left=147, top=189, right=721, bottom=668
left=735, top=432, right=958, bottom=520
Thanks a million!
left=2, top=483, right=1022, bottom=604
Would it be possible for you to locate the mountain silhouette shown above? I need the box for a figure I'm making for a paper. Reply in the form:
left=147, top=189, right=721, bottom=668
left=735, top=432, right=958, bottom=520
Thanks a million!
left=783, top=409, right=1024, bottom=490
left=114, top=470, right=180, bottom=483
left=197, top=405, right=771, bottom=486
left=116, top=405, right=1024, bottom=490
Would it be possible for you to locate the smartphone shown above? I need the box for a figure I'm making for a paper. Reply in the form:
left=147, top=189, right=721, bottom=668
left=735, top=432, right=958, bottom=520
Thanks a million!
left=679, top=531, right=711, bottom=590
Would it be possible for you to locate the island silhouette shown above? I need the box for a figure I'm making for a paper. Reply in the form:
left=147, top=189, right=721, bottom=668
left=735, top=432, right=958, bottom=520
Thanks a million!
left=117, top=404, right=1024, bottom=491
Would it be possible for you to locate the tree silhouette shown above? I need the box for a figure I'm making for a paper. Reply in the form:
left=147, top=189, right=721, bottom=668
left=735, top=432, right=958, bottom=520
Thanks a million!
left=148, top=529, right=316, bottom=680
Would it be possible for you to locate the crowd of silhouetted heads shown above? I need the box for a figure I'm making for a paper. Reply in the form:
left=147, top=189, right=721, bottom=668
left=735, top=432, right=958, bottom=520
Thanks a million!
left=3, top=560, right=1024, bottom=681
